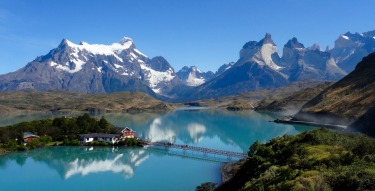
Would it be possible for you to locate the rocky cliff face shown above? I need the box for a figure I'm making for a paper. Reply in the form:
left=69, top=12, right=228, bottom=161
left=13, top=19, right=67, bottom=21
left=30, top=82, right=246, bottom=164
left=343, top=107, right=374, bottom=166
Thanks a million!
left=215, top=62, right=234, bottom=77
left=190, top=34, right=289, bottom=99
left=239, top=33, right=283, bottom=71
left=330, top=31, right=375, bottom=73
left=282, top=38, right=347, bottom=81
left=190, top=31, right=374, bottom=99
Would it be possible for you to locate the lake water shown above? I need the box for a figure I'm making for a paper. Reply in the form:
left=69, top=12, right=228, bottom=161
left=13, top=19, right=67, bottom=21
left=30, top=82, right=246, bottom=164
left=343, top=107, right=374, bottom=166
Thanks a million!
left=0, top=110, right=316, bottom=191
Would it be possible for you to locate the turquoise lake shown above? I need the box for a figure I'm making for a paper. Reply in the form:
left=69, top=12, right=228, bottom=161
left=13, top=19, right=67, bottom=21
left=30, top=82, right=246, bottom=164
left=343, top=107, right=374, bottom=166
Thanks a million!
left=0, top=110, right=316, bottom=191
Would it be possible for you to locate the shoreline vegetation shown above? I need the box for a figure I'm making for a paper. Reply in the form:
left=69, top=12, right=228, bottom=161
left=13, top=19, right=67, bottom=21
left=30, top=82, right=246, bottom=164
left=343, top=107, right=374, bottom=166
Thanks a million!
left=212, top=128, right=375, bottom=191
left=0, top=114, right=139, bottom=153
left=2, top=112, right=375, bottom=191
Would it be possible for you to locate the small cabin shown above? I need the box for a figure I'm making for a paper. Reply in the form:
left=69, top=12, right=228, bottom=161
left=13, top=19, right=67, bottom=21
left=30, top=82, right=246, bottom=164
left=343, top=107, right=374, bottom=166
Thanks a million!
left=23, top=132, right=40, bottom=143
left=121, top=127, right=136, bottom=138
left=80, top=133, right=120, bottom=144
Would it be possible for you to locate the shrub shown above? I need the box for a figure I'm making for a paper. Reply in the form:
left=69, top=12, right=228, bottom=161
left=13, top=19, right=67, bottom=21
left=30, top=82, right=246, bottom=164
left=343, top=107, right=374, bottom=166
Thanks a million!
left=216, top=129, right=375, bottom=191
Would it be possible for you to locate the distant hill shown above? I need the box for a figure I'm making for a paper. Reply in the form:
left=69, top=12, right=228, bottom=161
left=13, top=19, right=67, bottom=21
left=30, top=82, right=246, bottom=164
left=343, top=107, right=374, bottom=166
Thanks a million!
left=255, top=82, right=334, bottom=113
left=0, top=90, right=173, bottom=114
left=190, top=80, right=329, bottom=110
left=294, top=52, right=375, bottom=130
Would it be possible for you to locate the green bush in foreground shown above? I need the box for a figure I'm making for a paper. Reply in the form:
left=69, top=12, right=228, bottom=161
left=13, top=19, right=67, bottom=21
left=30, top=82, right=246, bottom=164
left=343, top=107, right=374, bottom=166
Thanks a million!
left=216, top=128, right=375, bottom=191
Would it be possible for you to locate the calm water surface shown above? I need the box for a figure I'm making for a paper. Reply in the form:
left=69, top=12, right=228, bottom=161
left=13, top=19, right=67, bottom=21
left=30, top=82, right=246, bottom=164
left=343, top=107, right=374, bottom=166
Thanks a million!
left=0, top=110, right=315, bottom=191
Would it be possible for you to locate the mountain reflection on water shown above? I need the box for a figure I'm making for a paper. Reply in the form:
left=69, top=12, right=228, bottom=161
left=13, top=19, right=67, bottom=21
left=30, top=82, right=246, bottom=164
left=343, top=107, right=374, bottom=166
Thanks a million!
left=0, top=110, right=316, bottom=191
left=0, top=146, right=149, bottom=180
left=105, top=110, right=313, bottom=152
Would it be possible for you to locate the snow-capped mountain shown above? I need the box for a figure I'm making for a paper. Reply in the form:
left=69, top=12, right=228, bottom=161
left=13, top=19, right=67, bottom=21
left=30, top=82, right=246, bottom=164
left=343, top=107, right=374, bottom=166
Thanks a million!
left=190, top=34, right=289, bottom=99
left=141, top=56, right=179, bottom=94
left=238, top=33, right=283, bottom=71
left=282, top=37, right=347, bottom=81
left=0, top=30, right=374, bottom=100
left=176, top=66, right=214, bottom=86
left=330, top=30, right=375, bottom=72
left=0, top=37, right=179, bottom=95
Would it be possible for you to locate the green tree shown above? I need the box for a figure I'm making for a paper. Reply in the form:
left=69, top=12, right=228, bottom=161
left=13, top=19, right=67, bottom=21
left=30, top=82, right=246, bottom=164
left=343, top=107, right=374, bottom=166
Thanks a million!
left=26, top=139, right=39, bottom=149
left=0, top=129, right=10, bottom=144
left=248, top=140, right=261, bottom=157
left=39, top=135, right=53, bottom=146
left=99, top=117, right=109, bottom=129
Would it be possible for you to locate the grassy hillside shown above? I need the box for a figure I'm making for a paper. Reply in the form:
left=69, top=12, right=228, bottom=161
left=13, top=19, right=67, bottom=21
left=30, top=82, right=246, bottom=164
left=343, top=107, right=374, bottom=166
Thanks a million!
left=0, top=90, right=173, bottom=114
left=255, top=82, right=333, bottom=112
left=216, top=128, right=375, bottom=191
left=295, top=53, right=375, bottom=126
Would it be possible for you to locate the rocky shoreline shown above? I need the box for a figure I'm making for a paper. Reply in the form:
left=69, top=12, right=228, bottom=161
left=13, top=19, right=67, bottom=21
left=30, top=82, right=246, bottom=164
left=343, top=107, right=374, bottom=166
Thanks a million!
left=274, top=118, right=348, bottom=130
left=221, top=160, right=246, bottom=183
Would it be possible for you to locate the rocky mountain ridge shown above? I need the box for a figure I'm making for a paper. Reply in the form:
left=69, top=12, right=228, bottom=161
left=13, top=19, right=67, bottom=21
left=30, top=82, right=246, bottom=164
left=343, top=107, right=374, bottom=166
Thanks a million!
left=176, top=66, right=214, bottom=86
left=0, top=30, right=374, bottom=100
left=0, top=37, right=176, bottom=95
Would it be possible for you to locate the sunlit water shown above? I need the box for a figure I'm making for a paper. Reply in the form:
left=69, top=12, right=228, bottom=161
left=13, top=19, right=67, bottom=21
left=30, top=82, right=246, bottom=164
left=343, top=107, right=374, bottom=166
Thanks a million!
left=0, top=110, right=316, bottom=191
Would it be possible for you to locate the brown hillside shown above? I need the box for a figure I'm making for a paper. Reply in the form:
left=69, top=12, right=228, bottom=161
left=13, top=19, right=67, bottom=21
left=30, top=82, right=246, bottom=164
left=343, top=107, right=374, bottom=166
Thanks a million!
left=0, top=90, right=173, bottom=114
left=295, top=52, right=375, bottom=125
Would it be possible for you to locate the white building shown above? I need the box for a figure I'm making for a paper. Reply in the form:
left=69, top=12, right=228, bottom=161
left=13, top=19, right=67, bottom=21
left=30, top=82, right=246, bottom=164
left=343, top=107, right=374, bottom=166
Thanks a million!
left=80, top=133, right=120, bottom=144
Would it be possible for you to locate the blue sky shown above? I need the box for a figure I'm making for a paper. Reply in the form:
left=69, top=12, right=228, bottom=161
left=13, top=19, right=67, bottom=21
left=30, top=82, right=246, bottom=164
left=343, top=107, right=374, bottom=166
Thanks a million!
left=0, top=0, right=374, bottom=74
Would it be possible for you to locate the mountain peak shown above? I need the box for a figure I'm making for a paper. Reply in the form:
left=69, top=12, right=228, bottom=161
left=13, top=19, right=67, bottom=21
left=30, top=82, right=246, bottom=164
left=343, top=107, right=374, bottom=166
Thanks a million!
left=308, top=44, right=322, bottom=51
left=181, top=66, right=189, bottom=71
left=340, top=34, right=350, bottom=40
left=264, top=33, right=272, bottom=41
left=79, top=41, right=89, bottom=45
left=284, top=37, right=305, bottom=49
left=216, top=62, right=234, bottom=75
left=176, top=65, right=213, bottom=87
left=239, top=33, right=281, bottom=70
left=257, top=33, right=276, bottom=46
left=242, top=33, right=276, bottom=49
left=120, top=37, right=133, bottom=45
left=148, top=56, right=173, bottom=72
left=61, top=38, right=69, bottom=44
left=58, top=38, right=72, bottom=47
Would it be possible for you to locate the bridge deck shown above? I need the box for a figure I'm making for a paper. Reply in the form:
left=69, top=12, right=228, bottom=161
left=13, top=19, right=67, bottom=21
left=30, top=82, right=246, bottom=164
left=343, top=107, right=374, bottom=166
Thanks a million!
left=141, top=140, right=248, bottom=158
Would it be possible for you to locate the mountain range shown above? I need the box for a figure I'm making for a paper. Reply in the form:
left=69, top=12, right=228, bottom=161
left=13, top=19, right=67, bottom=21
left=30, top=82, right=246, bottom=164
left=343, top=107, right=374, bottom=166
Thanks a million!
left=0, top=30, right=374, bottom=100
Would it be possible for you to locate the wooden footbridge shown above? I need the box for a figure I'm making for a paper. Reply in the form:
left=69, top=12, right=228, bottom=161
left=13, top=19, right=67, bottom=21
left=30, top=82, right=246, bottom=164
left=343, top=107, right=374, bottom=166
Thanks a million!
left=139, top=140, right=248, bottom=159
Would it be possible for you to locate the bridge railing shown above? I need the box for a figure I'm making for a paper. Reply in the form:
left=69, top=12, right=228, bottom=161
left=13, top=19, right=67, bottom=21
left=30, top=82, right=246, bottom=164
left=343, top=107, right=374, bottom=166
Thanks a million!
left=141, top=140, right=248, bottom=158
